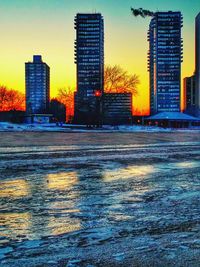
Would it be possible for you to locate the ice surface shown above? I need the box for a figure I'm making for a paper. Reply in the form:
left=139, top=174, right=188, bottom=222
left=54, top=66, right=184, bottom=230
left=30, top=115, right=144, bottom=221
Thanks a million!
left=0, top=137, right=200, bottom=266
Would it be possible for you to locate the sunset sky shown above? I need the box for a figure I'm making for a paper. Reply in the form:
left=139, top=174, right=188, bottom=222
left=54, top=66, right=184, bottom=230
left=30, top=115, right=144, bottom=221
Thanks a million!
left=0, top=0, right=200, bottom=114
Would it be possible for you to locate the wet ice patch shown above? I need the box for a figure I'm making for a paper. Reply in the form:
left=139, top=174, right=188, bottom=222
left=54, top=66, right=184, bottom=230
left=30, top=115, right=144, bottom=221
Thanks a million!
left=67, top=259, right=82, bottom=267
left=113, top=252, right=125, bottom=261
left=18, top=240, right=43, bottom=249
left=167, top=191, right=200, bottom=201
left=0, top=246, right=13, bottom=259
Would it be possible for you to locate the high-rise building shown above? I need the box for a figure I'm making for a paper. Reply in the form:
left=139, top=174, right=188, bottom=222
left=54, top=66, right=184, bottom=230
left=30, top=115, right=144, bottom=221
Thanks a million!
left=184, top=75, right=196, bottom=114
left=25, top=55, right=50, bottom=114
left=148, top=11, right=183, bottom=114
left=195, top=12, right=200, bottom=115
left=74, top=13, right=104, bottom=123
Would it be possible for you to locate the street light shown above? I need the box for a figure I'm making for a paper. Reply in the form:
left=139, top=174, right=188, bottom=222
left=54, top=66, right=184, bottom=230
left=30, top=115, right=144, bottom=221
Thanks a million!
left=94, top=90, right=102, bottom=97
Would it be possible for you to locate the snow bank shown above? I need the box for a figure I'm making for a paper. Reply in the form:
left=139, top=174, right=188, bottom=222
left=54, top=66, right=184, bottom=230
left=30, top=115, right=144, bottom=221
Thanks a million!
left=0, top=122, right=66, bottom=132
left=0, top=122, right=199, bottom=132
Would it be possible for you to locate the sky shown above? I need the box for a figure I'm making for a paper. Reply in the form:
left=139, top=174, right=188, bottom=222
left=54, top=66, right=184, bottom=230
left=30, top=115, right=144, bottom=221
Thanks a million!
left=0, top=0, right=200, bottom=114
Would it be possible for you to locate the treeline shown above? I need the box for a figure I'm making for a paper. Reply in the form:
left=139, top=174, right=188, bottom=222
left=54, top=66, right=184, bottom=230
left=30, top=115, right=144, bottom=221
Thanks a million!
left=0, top=65, right=139, bottom=118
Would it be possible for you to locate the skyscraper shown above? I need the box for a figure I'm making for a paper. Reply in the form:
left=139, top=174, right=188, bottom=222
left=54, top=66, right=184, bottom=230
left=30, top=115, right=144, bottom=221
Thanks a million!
left=148, top=11, right=183, bottom=114
left=195, top=12, right=200, bottom=115
left=25, top=55, right=50, bottom=114
left=74, top=13, right=104, bottom=124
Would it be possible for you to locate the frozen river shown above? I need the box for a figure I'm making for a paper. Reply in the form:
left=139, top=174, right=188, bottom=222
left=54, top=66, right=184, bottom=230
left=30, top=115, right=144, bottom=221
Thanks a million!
left=0, top=132, right=200, bottom=266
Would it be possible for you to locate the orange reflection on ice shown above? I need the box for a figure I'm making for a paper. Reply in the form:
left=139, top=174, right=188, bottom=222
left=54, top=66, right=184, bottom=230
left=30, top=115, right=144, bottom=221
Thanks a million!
left=0, top=179, right=29, bottom=198
left=46, top=171, right=78, bottom=191
left=48, top=216, right=81, bottom=236
left=0, top=212, right=31, bottom=240
left=103, top=165, right=155, bottom=182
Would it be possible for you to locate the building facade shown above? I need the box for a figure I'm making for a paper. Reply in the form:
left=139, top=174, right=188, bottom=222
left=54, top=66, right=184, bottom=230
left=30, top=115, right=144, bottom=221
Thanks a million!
left=103, top=93, right=132, bottom=125
left=50, top=99, right=66, bottom=123
left=74, top=13, right=104, bottom=123
left=195, top=12, right=200, bottom=115
left=148, top=11, right=183, bottom=114
left=25, top=55, right=50, bottom=114
left=184, top=75, right=196, bottom=114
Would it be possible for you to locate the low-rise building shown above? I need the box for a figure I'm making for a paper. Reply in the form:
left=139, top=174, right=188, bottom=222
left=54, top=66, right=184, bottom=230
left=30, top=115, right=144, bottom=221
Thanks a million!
left=103, top=93, right=132, bottom=125
left=184, top=75, right=196, bottom=115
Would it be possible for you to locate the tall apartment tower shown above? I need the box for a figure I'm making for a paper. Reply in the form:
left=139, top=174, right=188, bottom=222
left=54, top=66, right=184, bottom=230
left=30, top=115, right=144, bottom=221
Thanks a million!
left=195, top=12, right=200, bottom=116
left=148, top=11, right=183, bottom=114
left=74, top=13, right=104, bottom=123
left=25, top=55, right=50, bottom=114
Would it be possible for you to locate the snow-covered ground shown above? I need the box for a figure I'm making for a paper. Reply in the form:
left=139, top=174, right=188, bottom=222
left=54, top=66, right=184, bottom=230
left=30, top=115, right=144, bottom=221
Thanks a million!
left=0, top=121, right=200, bottom=132
left=0, top=138, right=200, bottom=266
left=0, top=122, right=66, bottom=132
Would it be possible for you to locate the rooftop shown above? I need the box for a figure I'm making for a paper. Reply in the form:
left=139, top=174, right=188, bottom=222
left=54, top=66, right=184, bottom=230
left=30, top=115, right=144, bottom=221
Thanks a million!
left=146, top=112, right=200, bottom=121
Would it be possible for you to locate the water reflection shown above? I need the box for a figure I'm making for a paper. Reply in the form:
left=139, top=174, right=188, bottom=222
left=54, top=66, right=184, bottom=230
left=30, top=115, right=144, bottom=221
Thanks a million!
left=46, top=171, right=81, bottom=235
left=0, top=212, right=31, bottom=242
left=74, top=166, right=113, bottom=230
left=175, top=161, right=199, bottom=168
left=46, top=171, right=78, bottom=191
left=48, top=217, right=81, bottom=236
left=73, top=164, right=155, bottom=230
left=3, top=159, right=196, bottom=244
left=0, top=171, right=82, bottom=243
left=0, top=179, right=29, bottom=198
left=103, top=165, right=155, bottom=182
left=0, top=163, right=156, bottom=244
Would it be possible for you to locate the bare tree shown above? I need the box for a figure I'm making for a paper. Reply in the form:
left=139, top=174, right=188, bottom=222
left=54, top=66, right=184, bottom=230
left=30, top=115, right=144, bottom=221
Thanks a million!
left=56, top=87, right=75, bottom=121
left=55, top=66, right=139, bottom=120
left=104, top=65, right=139, bottom=95
left=0, top=85, right=25, bottom=111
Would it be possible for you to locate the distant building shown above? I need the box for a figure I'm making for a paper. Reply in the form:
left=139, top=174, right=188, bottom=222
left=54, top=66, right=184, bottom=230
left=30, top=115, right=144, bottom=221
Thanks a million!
left=25, top=114, right=52, bottom=124
left=103, top=93, right=132, bottom=125
left=74, top=13, right=104, bottom=124
left=50, top=99, right=66, bottom=123
left=0, top=111, right=25, bottom=123
left=146, top=111, right=200, bottom=128
left=195, top=12, right=200, bottom=115
left=25, top=55, right=50, bottom=114
left=184, top=75, right=196, bottom=114
left=148, top=11, right=183, bottom=114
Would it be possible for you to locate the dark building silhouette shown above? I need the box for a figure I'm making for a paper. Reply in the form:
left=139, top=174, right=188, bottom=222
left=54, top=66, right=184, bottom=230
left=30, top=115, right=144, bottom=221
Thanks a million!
left=103, top=93, right=132, bottom=125
left=184, top=75, right=196, bottom=115
left=74, top=13, right=104, bottom=124
left=148, top=11, right=183, bottom=114
left=0, top=111, right=25, bottom=123
left=25, top=55, right=50, bottom=114
left=50, top=99, right=66, bottom=123
left=195, top=12, right=200, bottom=116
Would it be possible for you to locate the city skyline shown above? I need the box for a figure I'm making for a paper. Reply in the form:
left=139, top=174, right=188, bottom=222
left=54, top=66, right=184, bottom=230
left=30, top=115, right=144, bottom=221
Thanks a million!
left=0, top=0, right=200, bottom=114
